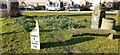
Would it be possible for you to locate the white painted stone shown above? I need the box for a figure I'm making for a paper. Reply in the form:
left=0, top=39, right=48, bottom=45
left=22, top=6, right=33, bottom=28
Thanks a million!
left=91, top=14, right=100, bottom=29
left=30, top=20, right=40, bottom=50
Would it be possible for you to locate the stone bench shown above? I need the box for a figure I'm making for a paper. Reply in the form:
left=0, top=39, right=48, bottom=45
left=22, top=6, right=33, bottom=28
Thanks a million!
left=69, top=28, right=117, bottom=39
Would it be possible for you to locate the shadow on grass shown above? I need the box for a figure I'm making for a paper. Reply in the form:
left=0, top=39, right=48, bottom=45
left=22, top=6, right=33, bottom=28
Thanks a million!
left=114, top=25, right=120, bottom=39
left=114, top=35, right=120, bottom=39
left=39, top=30, right=53, bottom=32
left=1, top=31, right=18, bottom=35
left=114, top=25, right=120, bottom=32
left=107, top=13, right=116, bottom=15
left=22, top=15, right=38, bottom=18
left=19, top=13, right=92, bottom=19
left=39, top=29, right=58, bottom=32
left=73, top=33, right=108, bottom=37
left=73, top=33, right=120, bottom=39
left=64, top=13, right=91, bottom=16
left=40, top=37, right=94, bottom=49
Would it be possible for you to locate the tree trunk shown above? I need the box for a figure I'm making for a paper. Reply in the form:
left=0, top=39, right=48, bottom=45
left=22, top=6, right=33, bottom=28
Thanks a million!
left=1, top=2, right=8, bottom=18
left=2, top=0, right=22, bottom=18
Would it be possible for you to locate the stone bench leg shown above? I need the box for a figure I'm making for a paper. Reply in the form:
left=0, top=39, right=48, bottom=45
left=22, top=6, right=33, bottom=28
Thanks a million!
left=108, top=33, right=113, bottom=39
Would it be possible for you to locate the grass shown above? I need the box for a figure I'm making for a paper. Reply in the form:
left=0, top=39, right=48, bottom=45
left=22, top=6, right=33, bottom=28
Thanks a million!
left=1, top=12, right=120, bottom=53
left=22, top=12, right=92, bottom=21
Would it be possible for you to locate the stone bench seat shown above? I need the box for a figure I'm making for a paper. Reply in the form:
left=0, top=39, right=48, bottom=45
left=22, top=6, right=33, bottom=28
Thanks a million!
left=69, top=28, right=117, bottom=39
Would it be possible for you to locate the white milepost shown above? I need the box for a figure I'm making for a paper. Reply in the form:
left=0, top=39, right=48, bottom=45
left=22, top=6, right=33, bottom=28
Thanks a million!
left=30, top=20, right=40, bottom=50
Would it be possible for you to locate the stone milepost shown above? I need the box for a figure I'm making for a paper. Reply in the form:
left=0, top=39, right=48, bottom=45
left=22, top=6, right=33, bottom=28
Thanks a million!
left=30, top=20, right=40, bottom=50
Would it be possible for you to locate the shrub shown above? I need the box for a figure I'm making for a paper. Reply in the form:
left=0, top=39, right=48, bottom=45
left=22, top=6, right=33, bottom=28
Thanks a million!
left=14, top=15, right=90, bottom=31
left=14, top=16, right=35, bottom=32
left=39, top=15, right=88, bottom=29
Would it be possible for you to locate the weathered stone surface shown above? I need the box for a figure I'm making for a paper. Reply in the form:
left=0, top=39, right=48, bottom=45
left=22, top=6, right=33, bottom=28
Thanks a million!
left=70, top=28, right=117, bottom=39
left=91, top=10, right=101, bottom=29
left=91, top=3, right=106, bottom=29
left=100, top=18, right=116, bottom=30
left=108, top=33, right=113, bottom=39
left=91, top=2, right=100, bottom=29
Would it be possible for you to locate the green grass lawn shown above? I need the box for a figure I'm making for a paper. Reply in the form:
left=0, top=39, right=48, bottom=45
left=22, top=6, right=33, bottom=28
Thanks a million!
left=1, top=12, right=120, bottom=53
